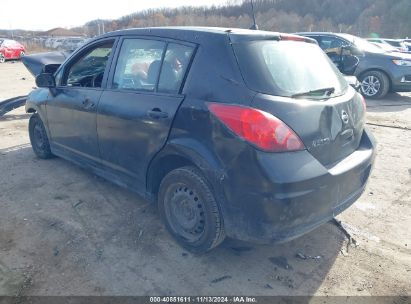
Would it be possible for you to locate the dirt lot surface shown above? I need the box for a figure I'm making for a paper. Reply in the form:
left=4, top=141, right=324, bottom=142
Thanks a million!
left=0, top=61, right=410, bottom=297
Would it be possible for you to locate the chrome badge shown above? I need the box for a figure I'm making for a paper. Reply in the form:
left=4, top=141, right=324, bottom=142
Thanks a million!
left=341, top=110, right=349, bottom=124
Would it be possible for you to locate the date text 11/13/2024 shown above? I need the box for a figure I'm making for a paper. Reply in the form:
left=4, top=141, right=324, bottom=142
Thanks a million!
left=150, top=296, right=257, bottom=303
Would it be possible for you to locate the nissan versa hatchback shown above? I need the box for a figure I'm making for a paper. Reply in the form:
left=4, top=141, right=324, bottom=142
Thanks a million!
left=25, top=27, right=376, bottom=253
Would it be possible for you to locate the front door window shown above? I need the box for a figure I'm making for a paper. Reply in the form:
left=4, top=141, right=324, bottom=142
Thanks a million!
left=63, top=42, right=113, bottom=88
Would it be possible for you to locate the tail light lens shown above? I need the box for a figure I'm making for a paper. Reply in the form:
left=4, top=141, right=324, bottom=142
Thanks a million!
left=208, top=103, right=304, bottom=152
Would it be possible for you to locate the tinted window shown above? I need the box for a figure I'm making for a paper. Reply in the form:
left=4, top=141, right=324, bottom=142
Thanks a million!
left=318, top=37, right=347, bottom=52
left=386, top=40, right=402, bottom=47
left=339, top=34, right=383, bottom=53
left=64, top=41, right=113, bottom=88
left=158, top=43, right=194, bottom=94
left=113, top=39, right=165, bottom=91
left=233, top=40, right=347, bottom=98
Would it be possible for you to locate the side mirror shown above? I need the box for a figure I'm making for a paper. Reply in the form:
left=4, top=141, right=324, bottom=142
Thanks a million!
left=35, top=73, right=56, bottom=88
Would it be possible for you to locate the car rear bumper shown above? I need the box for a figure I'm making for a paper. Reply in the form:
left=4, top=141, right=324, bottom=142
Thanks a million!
left=220, top=128, right=376, bottom=243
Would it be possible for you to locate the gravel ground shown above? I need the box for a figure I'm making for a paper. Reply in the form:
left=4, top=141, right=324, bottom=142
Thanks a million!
left=0, top=61, right=410, bottom=297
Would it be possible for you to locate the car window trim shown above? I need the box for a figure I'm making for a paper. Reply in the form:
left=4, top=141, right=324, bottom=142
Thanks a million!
left=155, top=42, right=168, bottom=92
left=173, top=43, right=198, bottom=95
left=57, top=37, right=119, bottom=90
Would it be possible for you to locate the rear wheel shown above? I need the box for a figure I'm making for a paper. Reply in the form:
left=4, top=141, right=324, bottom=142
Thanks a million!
left=360, top=70, right=389, bottom=99
left=0, top=54, right=5, bottom=63
left=158, top=166, right=225, bottom=253
left=20, top=51, right=25, bottom=58
left=29, top=113, right=53, bottom=159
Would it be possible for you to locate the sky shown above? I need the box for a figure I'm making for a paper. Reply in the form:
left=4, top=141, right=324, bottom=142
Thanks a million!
left=1, top=0, right=229, bottom=31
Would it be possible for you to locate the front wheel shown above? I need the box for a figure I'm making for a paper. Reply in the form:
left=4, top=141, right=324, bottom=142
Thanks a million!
left=158, top=166, right=225, bottom=253
left=360, top=71, right=390, bottom=99
left=20, top=51, right=25, bottom=58
left=28, top=113, right=54, bottom=159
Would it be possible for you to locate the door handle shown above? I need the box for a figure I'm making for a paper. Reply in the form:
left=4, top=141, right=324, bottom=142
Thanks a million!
left=147, top=108, right=168, bottom=119
left=82, top=98, right=95, bottom=109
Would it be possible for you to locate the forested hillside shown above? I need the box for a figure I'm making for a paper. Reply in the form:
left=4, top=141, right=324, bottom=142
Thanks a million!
left=73, top=0, right=411, bottom=38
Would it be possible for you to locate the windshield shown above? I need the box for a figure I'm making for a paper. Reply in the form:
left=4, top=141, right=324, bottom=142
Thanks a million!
left=386, top=40, right=403, bottom=47
left=340, top=34, right=384, bottom=53
left=233, top=40, right=347, bottom=98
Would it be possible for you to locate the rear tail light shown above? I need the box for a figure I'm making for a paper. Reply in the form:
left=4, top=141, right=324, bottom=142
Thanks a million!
left=208, top=103, right=304, bottom=152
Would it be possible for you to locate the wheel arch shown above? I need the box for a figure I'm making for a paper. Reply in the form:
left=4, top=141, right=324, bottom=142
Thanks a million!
left=146, top=139, right=225, bottom=199
left=25, top=99, right=52, bottom=142
left=358, top=68, right=392, bottom=92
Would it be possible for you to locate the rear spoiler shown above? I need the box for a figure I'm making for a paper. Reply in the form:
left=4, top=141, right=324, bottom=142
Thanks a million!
left=21, top=51, right=71, bottom=77
left=279, top=34, right=317, bottom=44
left=228, top=31, right=317, bottom=44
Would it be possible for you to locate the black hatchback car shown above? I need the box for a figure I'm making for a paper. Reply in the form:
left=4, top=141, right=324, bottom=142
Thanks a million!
left=297, top=32, right=411, bottom=99
left=25, top=27, right=375, bottom=253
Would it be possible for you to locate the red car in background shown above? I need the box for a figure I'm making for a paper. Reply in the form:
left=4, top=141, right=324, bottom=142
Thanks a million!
left=0, top=39, right=26, bottom=63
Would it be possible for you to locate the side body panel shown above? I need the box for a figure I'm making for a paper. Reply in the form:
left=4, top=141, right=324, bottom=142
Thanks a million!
left=97, top=90, right=185, bottom=186
left=47, top=87, right=102, bottom=160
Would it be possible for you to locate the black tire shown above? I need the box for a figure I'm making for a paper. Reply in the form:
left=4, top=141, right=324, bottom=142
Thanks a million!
left=0, top=54, right=5, bottom=63
left=360, top=70, right=390, bottom=99
left=28, top=113, right=53, bottom=159
left=158, top=166, right=225, bottom=253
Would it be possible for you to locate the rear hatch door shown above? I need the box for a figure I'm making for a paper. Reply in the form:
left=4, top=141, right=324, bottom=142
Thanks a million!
left=252, top=90, right=365, bottom=166
left=231, top=36, right=365, bottom=166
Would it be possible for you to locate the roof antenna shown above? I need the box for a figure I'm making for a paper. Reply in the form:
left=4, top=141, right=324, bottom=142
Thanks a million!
left=249, top=0, right=259, bottom=30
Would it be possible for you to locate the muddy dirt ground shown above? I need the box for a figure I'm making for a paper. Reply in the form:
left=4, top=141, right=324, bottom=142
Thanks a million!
left=0, top=61, right=410, bottom=297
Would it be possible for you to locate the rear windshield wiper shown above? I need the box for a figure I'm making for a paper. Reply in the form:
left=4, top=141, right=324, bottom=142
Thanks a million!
left=291, top=87, right=335, bottom=98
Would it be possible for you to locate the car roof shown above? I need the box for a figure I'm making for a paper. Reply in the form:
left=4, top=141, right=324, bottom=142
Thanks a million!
left=296, top=32, right=347, bottom=37
left=380, top=38, right=404, bottom=42
left=296, top=32, right=357, bottom=43
left=296, top=32, right=340, bottom=36
left=97, top=26, right=284, bottom=43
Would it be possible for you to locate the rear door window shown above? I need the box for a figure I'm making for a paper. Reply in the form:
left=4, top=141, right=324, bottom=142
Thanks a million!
left=113, top=39, right=165, bottom=92
left=112, top=39, right=194, bottom=94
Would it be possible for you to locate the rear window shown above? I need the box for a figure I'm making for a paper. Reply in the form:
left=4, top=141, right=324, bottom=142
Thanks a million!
left=233, top=40, right=348, bottom=98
